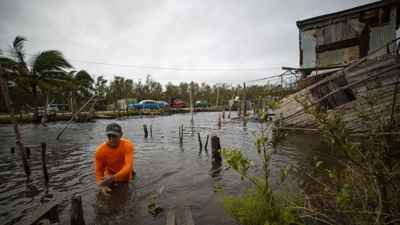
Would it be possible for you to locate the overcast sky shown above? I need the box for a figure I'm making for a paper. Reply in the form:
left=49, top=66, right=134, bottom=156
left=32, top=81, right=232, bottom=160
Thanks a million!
left=0, top=0, right=376, bottom=86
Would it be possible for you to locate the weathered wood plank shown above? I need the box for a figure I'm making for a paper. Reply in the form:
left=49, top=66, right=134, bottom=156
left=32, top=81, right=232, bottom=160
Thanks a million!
left=166, top=208, right=176, bottom=225
left=183, top=206, right=195, bottom=225
left=16, top=201, right=60, bottom=225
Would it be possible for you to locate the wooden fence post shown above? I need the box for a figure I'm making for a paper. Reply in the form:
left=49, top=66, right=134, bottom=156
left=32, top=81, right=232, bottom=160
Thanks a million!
left=150, top=124, right=153, bottom=137
left=179, top=124, right=183, bottom=145
left=204, top=135, right=209, bottom=151
left=143, top=124, right=148, bottom=138
left=70, top=195, right=85, bottom=225
left=25, top=147, right=31, bottom=159
left=197, top=133, right=202, bottom=150
left=211, top=136, right=222, bottom=163
left=41, top=142, right=49, bottom=186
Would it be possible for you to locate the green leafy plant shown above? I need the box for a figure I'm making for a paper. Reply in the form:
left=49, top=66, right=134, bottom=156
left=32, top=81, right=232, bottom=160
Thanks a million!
left=221, top=110, right=303, bottom=225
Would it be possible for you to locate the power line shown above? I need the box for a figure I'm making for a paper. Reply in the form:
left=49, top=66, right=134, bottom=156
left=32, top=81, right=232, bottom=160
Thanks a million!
left=1, top=46, right=294, bottom=86
left=0, top=48, right=281, bottom=72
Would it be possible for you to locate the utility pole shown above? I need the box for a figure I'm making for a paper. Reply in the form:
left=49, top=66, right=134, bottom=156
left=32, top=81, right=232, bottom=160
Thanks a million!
left=189, top=86, right=193, bottom=123
left=215, top=87, right=219, bottom=107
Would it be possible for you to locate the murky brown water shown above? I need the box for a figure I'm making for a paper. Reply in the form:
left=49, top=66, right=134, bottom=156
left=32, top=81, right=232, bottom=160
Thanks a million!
left=0, top=112, right=330, bottom=225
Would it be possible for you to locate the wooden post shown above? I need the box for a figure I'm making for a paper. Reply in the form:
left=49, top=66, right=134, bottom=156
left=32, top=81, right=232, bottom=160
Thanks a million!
left=179, top=125, right=183, bottom=145
left=70, top=195, right=85, bottom=225
left=150, top=124, right=153, bottom=137
left=390, top=79, right=399, bottom=125
left=243, top=82, right=247, bottom=117
left=41, top=142, right=49, bottom=186
left=25, top=147, right=31, bottom=159
left=218, top=114, right=221, bottom=128
left=222, top=110, right=225, bottom=119
left=0, top=65, right=30, bottom=178
left=197, top=133, right=202, bottom=150
left=178, top=126, right=181, bottom=143
left=211, top=136, right=222, bottom=163
left=143, top=124, right=148, bottom=138
left=204, top=135, right=209, bottom=151
left=238, top=100, right=241, bottom=117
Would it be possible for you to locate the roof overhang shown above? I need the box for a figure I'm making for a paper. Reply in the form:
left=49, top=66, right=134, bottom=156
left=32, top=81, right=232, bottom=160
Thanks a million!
left=296, top=0, right=400, bottom=29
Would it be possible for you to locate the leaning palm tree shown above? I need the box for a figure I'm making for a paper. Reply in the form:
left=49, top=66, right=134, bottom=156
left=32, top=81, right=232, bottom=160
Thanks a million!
left=0, top=36, right=73, bottom=122
left=71, top=70, right=94, bottom=118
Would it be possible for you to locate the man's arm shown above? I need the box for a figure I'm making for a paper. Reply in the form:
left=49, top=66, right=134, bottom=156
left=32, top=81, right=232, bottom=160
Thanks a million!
left=113, top=142, right=134, bottom=182
left=95, top=151, right=106, bottom=185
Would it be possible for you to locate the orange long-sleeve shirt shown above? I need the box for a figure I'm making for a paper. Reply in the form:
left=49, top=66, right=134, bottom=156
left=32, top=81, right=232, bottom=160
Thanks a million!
left=95, top=138, right=135, bottom=184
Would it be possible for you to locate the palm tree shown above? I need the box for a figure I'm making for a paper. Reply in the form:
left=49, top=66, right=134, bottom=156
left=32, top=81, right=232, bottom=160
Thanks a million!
left=0, top=36, right=73, bottom=121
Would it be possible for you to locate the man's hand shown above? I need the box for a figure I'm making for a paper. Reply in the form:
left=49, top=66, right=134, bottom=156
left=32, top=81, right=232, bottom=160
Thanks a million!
left=101, top=186, right=112, bottom=196
left=99, top=175, right=115, bottom=187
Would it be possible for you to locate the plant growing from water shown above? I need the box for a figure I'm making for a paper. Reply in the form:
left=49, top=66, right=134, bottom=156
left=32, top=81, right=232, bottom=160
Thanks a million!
left=222, top=111, right=304, bottom=225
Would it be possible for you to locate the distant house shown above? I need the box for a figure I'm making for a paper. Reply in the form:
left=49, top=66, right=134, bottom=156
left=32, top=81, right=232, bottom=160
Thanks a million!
left=297, top=0, right=400, bottom=70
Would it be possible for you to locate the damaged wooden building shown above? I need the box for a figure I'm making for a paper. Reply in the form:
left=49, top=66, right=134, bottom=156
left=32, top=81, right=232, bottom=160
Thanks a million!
left=277, top=0, right=400, bottom=131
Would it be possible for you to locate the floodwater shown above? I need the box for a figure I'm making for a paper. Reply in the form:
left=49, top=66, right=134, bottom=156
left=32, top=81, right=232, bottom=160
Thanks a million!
left=0, top=112, right=331, bottom=225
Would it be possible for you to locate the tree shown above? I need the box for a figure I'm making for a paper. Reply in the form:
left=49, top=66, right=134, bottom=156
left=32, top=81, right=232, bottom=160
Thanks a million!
left=94, top=75, right=108, bottom=98
left=0, top=36, right=73, bottom=121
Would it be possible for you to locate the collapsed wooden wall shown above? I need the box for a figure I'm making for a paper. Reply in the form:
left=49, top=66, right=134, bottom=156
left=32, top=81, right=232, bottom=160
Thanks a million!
left=277, top=55, right=400, bottom=131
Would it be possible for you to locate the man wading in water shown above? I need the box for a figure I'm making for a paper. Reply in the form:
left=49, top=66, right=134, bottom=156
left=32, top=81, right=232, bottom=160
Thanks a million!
left=95, top=123, right=135, bottom=195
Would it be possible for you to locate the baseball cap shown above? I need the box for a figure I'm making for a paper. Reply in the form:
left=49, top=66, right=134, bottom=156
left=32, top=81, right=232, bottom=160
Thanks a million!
left=105, top=123, right=123, bottom=136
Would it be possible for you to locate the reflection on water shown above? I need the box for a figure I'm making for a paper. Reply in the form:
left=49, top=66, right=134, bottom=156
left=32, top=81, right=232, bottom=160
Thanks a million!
left=0, top=112, right=330, bottom=225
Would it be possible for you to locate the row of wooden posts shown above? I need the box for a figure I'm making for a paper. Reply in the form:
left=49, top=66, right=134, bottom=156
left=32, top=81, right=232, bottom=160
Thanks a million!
left=178, top=124, right=222, bottom=163
left=10, top=142, right=49, bottom=185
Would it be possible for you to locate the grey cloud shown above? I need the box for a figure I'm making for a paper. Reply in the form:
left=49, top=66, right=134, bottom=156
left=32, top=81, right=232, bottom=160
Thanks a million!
left=0, top=0, right=377, bottom=85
